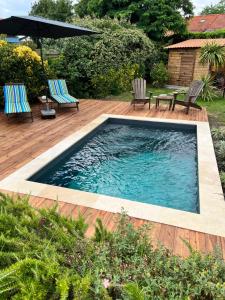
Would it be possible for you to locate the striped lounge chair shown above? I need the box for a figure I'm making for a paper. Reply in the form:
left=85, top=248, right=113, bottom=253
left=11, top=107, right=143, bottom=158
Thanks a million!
left=48, top=79, right=79, bottom=111
left=3, top=83, right=33, bottom=122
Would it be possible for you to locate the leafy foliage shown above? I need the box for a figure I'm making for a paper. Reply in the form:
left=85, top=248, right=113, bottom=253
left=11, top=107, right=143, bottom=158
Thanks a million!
left=0, top=192, right=225, bottom=299
left=75, top=0, right=194, bottom=41
left=187, top=29, right=225, bottom=39
left=150, top=61, right=169, bottom=87
left=200, top=42, right=225, bottom=72
left=211, top=127, right=225, bottom=191
left=201, top=0, right=225, bottom=15
left=0, top=41, right=52, bottom=104
left=30, top=0, right=75, bottom=22
left=200, top=75, right=219, bottom=101
left=49, top=17, right=156, bottom=98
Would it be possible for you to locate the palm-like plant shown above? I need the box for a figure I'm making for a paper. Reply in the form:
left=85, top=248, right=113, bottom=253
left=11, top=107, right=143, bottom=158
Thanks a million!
left=200, top=74, right=219, bottom=101
left=200, top=42, right=225, bottom=73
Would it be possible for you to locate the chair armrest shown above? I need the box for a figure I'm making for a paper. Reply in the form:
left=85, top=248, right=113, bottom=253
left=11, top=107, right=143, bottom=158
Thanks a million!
left=188, top=95, right=196, bottom=104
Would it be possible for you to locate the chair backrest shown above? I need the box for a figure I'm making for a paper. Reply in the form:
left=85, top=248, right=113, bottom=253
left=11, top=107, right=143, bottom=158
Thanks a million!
left=4, top=84, right=28, bottom=103
left=132, top=78, right=146, bottom=100
left=48, top=79, right=68, bottom=96
left=184, top=80, right=204, bottom=103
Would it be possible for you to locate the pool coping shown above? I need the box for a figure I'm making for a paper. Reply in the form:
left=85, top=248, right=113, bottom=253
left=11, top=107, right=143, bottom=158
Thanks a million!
left=0, top=114, right=225, bottom=237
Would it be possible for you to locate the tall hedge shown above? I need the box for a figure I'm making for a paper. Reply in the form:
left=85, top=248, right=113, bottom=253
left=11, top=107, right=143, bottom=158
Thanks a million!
left=49, top=17, right=156, bottom=98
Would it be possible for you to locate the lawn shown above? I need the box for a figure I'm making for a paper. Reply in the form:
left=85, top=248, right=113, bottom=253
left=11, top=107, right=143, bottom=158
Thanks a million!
left=106, top=86, right=225, bottom=127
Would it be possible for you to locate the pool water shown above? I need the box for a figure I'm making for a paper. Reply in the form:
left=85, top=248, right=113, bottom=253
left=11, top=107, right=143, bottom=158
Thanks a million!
left=30, top=120, right=199, bottom=213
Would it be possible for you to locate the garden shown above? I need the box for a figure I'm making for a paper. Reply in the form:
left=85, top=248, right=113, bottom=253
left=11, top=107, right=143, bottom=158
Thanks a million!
left=0, top=193, right=225, bottom=299
left=1, top=0, right=225, bottom=298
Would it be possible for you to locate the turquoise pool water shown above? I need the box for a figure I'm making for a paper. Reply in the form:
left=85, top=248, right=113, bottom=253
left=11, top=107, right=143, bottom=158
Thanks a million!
left=30, top=119, right=199, bottom=213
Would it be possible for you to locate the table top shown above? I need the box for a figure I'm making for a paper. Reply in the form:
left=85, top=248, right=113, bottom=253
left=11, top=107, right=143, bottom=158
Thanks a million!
left=38, top=97, right=53, bottom=104
left=155, top=95, right=174, bottom=100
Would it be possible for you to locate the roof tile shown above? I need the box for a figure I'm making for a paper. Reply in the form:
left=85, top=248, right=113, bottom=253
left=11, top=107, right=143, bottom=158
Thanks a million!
left=188, top=14, right=225, bottom=32
left=165, top=38, right=225, bottom=49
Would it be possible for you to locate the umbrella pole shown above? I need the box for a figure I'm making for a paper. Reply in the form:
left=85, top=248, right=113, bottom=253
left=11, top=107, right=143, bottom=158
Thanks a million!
left=39, top=38, right=49, bottom=111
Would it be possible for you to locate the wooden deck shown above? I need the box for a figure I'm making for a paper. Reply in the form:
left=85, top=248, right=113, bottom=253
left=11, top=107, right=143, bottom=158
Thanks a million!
left=1, top=99, right=224, bottom=259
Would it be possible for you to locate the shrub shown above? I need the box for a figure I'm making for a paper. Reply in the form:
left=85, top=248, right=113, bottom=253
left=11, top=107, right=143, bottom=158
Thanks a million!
left=200, top=74, right=219, bottom=101
left=220, top=171, right=225, bottom=191
left=91, top=64, right=139, bottom=97
left=211, top=127, right=225, bottom=191
left=48, top=17, right=156, bottom=98
left=150, top=61, right=169, bottom=87
left=0, top=41, right=52, bottom=105
left=211, top=127, right=225, bottom=141
left=0, top=192, right=225, bottom=299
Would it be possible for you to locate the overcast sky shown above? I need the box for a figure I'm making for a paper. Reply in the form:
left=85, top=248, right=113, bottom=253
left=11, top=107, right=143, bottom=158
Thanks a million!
left=0, top=0, right=220, bottom=18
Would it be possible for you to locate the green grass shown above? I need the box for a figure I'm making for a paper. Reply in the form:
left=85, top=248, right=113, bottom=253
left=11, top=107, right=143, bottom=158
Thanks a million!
left=106, top=86, right=225, bottom=127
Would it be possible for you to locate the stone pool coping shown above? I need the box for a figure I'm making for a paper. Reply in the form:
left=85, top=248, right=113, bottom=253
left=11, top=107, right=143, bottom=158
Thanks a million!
left=0, top=114, right=225, bottom=237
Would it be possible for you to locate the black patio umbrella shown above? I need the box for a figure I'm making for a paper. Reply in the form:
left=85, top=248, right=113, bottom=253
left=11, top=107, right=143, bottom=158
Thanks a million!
left=0, top=15, right=97, bottom=65
left=0, top=16, right=98, bottom=112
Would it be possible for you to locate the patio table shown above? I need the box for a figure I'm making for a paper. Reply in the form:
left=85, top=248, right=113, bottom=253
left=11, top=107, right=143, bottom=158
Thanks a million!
left=154, top=94, right=174, bottom=110
left=38, top=96, right=56, bottom=119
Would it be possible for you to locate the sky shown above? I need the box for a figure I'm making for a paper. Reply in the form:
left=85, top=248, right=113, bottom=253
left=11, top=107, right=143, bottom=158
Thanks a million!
left=0, top=0, right=220, bottom=19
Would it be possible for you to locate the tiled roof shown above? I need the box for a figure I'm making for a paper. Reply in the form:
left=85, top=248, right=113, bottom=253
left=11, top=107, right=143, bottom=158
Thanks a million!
left=165, top=38, right=225, bottom=49
left=188, top=14, right=225, bottom=32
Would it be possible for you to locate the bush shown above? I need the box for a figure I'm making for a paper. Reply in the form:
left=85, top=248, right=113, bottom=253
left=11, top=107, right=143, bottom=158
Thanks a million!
left=211, top=127, right=225, bottom=141
left=0, top=192, right=225, bottom=299
left=220, top=171, right=225, bottom=191
left=91, top=64, right=139, bottom=97
left=211, top=127, right=225, bottom=191
left=48, top=17, right=156, bottom=98
left=150, top=61, right=169, bottom=87
left=200, top=74, right=219, bottom=101
left=0, top=41, right=52, bottom=104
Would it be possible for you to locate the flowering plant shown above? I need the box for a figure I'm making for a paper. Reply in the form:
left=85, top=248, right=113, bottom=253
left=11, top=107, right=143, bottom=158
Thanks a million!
left=0, top=41, right=53, bottom=105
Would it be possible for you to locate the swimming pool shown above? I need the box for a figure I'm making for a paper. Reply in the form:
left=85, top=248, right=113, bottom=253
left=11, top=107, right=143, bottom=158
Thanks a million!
left=29, top=118, right=199, bottom=213
left=0, top=114, right=224, bottom=236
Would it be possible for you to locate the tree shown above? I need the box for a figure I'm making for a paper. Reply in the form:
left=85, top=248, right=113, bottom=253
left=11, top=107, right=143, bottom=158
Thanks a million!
left=200, top=42, right=225, bottom=74
left=49, top=17, right=156, bottom=97
left=201, top=0, right=225, bottom=15
left=75, top=0, right=194, bottom=41
left=30, top=0, right=74, bottom=22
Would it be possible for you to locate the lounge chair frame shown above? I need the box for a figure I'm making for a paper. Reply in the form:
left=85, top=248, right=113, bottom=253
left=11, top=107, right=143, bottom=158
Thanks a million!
left=48, top=79, right=79, bottom=111
left=4, top=83, right=33, bottom=122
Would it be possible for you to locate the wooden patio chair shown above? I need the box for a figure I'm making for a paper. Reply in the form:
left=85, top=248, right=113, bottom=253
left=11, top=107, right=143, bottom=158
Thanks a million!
left=172, top=80, right=204, bottom=114
left=131, top=78, right=152, bottom=109
left=3, top=83, right=33, bottom=122
left=48, top=79, right=79, bottom=111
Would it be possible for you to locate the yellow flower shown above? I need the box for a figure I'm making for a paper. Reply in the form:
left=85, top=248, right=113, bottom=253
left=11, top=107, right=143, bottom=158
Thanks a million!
left=0, top=40, right=7, bottom=47
left=13, top=45, right=41, bottom=63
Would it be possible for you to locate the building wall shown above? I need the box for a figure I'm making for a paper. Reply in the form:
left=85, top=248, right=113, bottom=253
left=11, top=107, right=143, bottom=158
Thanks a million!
left=167, top=48, right=209, bottom=86
left=167, top=49, right=181, bottom=85
left=192, top=49, right=209, bottom=80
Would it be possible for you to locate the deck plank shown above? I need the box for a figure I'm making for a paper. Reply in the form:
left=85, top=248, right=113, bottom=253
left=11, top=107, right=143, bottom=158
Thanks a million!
left=0, top=99, right=222, bottom=258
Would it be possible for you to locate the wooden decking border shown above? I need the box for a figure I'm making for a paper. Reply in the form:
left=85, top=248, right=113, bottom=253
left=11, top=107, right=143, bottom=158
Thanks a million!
left=1, top=99, right=223, bottom=259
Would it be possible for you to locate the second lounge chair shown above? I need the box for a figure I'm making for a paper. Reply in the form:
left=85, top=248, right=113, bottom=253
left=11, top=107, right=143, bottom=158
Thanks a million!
left=48, top=79, right=79, bottom=111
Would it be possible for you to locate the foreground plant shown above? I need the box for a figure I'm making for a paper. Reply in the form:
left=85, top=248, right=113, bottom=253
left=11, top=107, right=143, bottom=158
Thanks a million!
left=0, top=192, right=225, bottom=299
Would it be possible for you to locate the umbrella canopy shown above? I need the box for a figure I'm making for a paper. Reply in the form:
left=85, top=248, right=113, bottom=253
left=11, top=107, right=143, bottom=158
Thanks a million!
left=0, top=16, right=98, bottom=111
left=0, top=15, right=97, bottom=38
